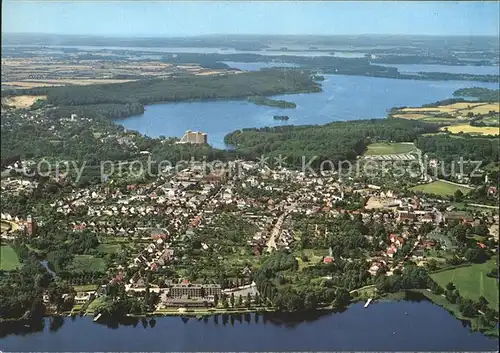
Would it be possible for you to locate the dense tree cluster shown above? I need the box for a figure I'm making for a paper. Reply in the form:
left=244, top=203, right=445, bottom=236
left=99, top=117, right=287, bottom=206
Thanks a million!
left=375, top=265, right=434, bottom=293
left=453, top=87, right=500, bottom=102
left=226, top=119, right=438, bottom=168
left=0, top=255, right=52, bottom=320
left=416, top=135, right=499, bottom=163
left=2, top=70, right=320, bottom=120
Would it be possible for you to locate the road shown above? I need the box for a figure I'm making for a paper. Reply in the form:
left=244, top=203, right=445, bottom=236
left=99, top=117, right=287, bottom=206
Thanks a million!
left=266, top=202, right=297, bottom=253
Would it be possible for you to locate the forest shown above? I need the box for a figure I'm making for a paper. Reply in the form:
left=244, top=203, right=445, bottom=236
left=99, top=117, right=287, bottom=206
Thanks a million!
left=225, top=119, right=439, bottom=168
left=453, top=87, right=500, bottom=102
left=1, top=70, right=321, bottom=120
left=416, top=135, right=499, bottom=164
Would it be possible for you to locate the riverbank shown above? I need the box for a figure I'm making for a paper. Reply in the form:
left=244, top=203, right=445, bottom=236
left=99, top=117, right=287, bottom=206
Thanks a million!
left=411, top=289, right=499, bottom=338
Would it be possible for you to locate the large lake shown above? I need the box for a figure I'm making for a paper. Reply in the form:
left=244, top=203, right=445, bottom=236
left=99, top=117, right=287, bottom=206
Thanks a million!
left=116, top=74, right=498, bottom=148
left=378, top=63, right=499, bottom=76
left=1, top=300, right=497, bottom=351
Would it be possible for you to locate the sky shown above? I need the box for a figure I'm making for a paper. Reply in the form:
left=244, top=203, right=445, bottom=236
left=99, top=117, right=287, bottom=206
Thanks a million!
left=2, top=1, right=499, bottom=37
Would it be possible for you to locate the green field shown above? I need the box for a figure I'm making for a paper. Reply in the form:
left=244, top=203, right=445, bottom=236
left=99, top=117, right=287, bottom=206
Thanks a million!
left=67, top=255, right=106, bottom=273
left=411, top=180, right=472, bottom=196
left=73, top=284, right=99, bottom=292
left=97, top=243, right=121, bottom=254
left=364, top=142, right=416, bottom=155
left=431, top=259, right=499, bottom=309
left=85, top=296, right=106, bottom=314
left=0, top=245, right=21, bottom=271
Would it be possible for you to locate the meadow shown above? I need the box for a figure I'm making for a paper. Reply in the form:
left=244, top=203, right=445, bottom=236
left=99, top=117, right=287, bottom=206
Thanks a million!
left=431, top=259, right=499, bottom=309
left=0, top=245, right=21, bottom=271
left=411, top=180, right=472, bottom=196
left=364, top=142, right=417, bottom=155
left=67, top=255, right=106, bottom=273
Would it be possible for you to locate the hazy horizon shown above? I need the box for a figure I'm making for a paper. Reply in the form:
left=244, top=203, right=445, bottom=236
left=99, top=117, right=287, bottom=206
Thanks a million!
left=3, top=32, right=500, bottom=39
left=2, top=1, right=499, bottom=37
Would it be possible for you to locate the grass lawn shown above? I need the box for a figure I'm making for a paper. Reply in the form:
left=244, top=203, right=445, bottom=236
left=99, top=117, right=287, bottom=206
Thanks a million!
left=431, top=259, right=499, bottom=309
left=296, top=249, right=328, bottom=270
left=67, top=255, right=106, bottom=273
left=0, top=245, right=21, bottom=271
left=364, top=142, right=416, bottom=155
left=97, top=243, right=121, bottom=254
left=86, top=296, right=106, bottom=314
left=411, top=180, right=472, bottom=197
left=73, top=284, right=99, bottom=292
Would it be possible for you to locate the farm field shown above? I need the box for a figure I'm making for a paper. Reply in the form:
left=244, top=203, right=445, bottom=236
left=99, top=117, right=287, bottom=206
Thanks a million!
left=411, top=180, right=472, bottom=196
left=364, top=142, right=417, bottom=155
left=443, top=124, right=499, bottom=136
left=0, top=245, right=21, bottom=271
left=431, top=259, right=499, bottom=310
left=393, top=102, right=498, bottom=127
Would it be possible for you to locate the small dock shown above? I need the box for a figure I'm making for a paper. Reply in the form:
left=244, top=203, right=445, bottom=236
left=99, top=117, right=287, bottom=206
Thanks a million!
left=364, top=298, right=373, bottom=308
left=93, top=313, right=102, bottom=322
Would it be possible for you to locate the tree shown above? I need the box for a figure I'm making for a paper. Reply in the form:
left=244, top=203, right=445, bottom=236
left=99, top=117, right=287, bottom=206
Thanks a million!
left=425, top=259, right=438, bottom=271
left=221, top=295, right=229, bottom=309
left=465, top=248, right=487, bottom=263
left=245, top=293, right=252, bottom=308
left=478, top=296, right=489, bottom=311
left=237, top=294, right=243, bottom=307
left=459, top=299, right=477, bottom=318
left=454, top=189, right=464, bottom=202
left=230, top=293, right=235, bottom=308
left=213, top=293, right=219, bottom=307
left=254, top=293, right=260, bottom=306
left=445, top=282, right=455, bottom=291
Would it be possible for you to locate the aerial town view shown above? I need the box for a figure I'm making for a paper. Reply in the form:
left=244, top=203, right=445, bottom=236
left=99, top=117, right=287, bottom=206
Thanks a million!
left=0, top=1, right=499, bottom=352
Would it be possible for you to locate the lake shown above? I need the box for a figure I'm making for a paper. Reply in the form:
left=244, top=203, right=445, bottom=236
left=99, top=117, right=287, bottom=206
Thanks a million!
left=378, top=63, right=499, bottom=76
left=116, top=74, right=498, bottom=148
left=2, top=45, right=338, bottom=57
left=1, top=300, right=497, bottom=351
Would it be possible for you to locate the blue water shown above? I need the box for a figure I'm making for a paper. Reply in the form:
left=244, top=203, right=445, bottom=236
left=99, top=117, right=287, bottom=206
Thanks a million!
left=0, top=301, right=497, bottom=351
left=39, top=260, right=57, bottom=278
left=116, top=74, right=499, bottom=148
left=380, top=63, right=499, bottom=76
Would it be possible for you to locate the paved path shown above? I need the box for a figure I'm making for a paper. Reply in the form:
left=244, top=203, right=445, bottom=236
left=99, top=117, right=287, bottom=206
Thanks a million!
left=265, top=203, right=296, bottom=253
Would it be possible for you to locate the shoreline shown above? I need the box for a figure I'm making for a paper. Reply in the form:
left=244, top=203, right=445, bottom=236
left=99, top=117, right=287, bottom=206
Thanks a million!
left=2, top=291, right=497, bottom=339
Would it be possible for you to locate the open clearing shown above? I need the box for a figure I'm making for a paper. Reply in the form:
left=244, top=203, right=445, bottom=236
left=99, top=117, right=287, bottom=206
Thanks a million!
left=73, top=284, right=99, bottom=292
left=431, top=259, right=498, bottom=309
left=0, top=245, right=21, bottom=271
left=442, top=124, right=499, bottom=136
left=364, top=142, right=416, bottom=155
left=411, top=180, right=472, bottom=196
left=67, top=255, right=106, bottom=273
left=4, top=95, right=47, bottom=109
